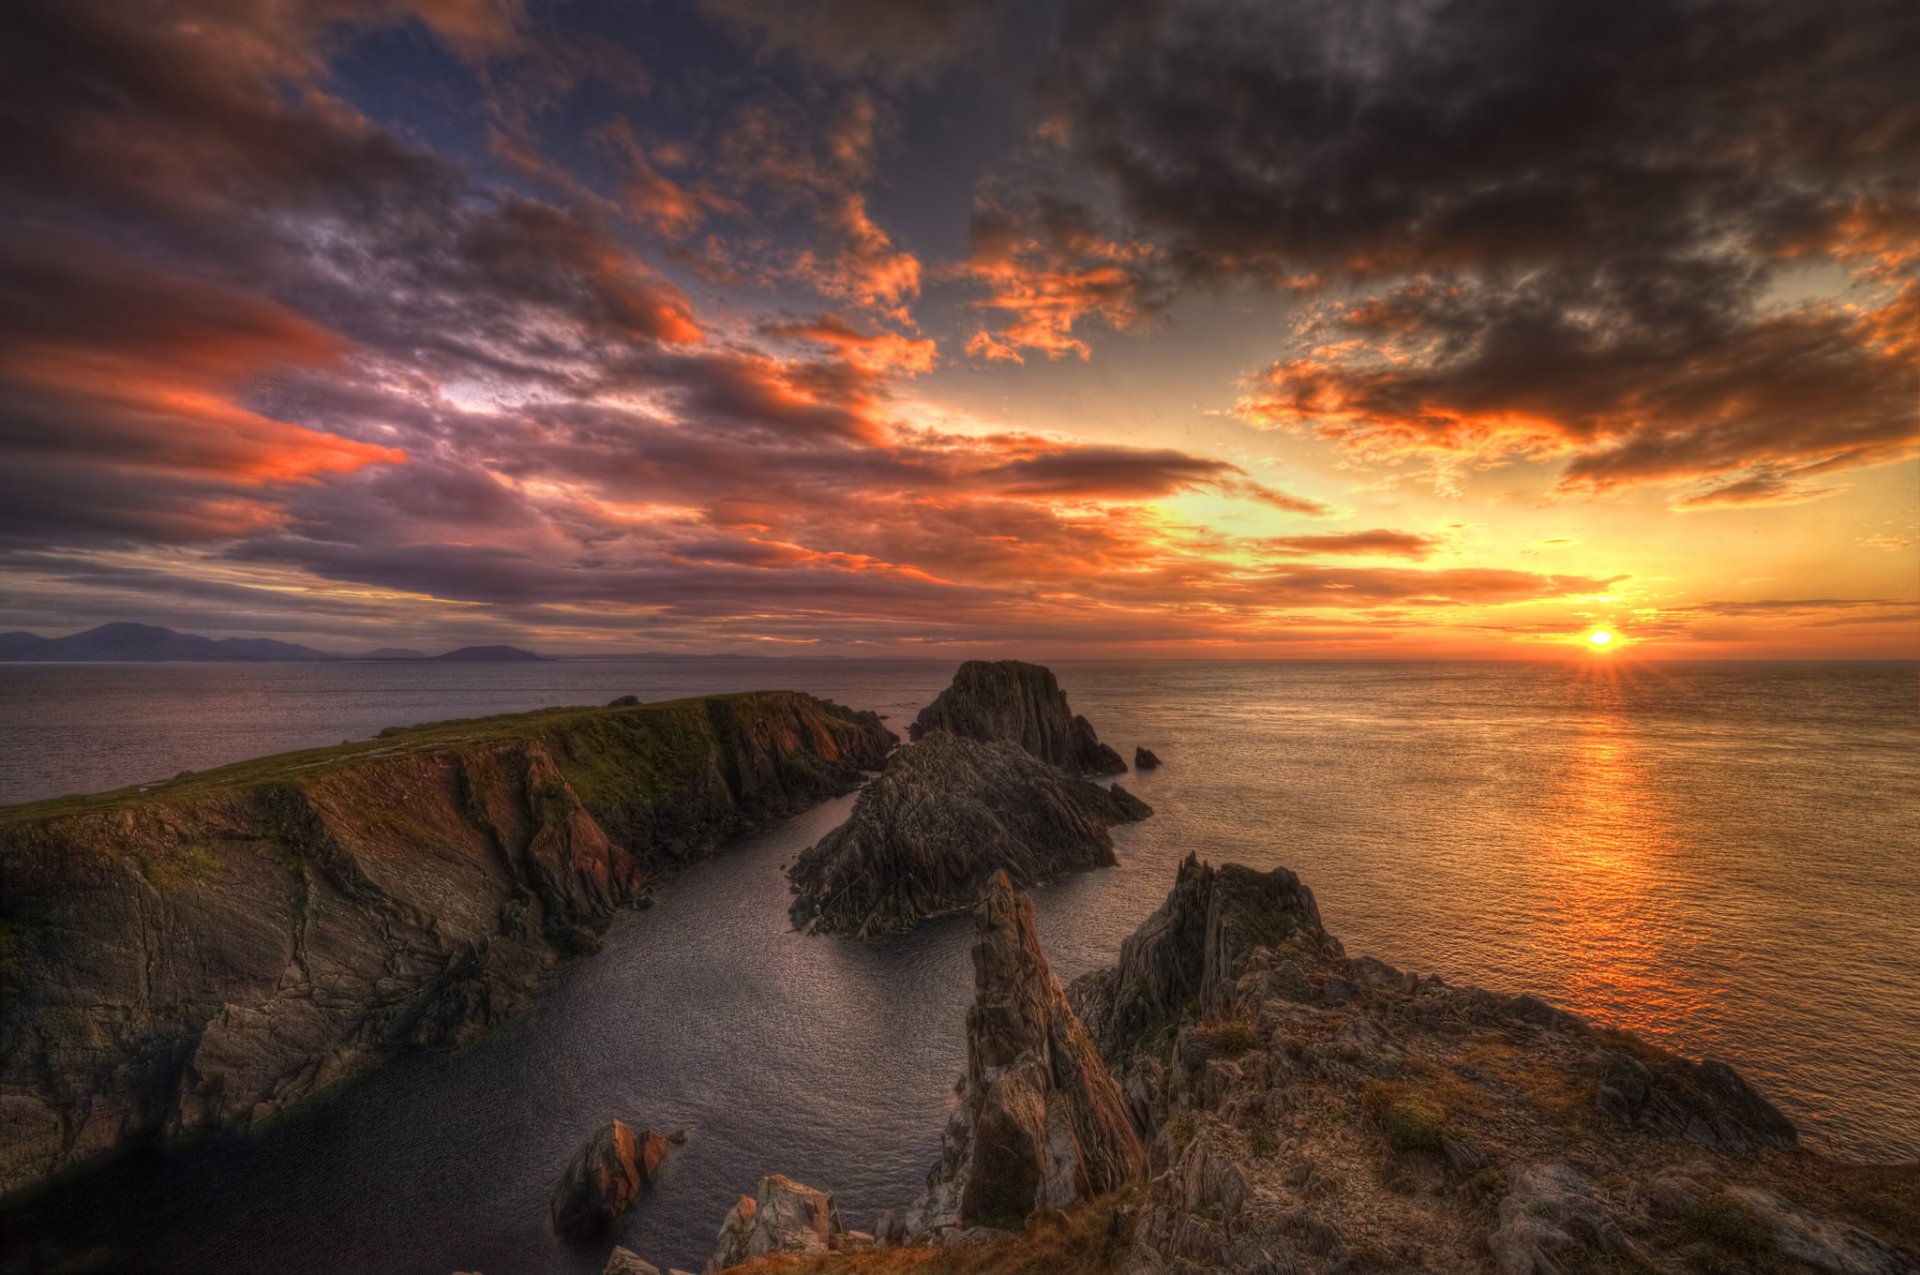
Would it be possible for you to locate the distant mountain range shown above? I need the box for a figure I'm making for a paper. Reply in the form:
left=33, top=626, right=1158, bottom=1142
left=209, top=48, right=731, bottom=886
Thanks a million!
left=0, top=623, right=546, bottom=663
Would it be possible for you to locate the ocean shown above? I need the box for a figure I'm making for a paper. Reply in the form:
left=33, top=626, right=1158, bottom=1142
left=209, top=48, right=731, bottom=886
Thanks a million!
left=1, top=658, right=1915, bottom=1273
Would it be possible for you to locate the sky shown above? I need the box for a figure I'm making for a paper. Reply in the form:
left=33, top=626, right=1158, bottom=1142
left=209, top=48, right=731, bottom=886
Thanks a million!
left=0, top=0, right=1914, bottom=658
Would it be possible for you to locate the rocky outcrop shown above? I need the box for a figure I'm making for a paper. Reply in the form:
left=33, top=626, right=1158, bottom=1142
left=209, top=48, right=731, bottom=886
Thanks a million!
left=0, top=693, right=894, bottom=1197
left=1069, top=854, right=1339, bottom=1060
left=550, top=1120, right=670, bottom=1238
left=1133, top=747, right=1161, bottom=770
left=1594, top=1046, right=1798, bottom=1153
left=909, top=661, right=1125, bottom=775
left=786, top=732, right=1151, bottom=936
left=905, top=873, right=1145, bottom=1236
left=707, top=1175, right=844, bottom=1271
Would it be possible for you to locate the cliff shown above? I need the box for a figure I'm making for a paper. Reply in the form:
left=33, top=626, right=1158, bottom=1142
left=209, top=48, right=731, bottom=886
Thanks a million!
left=909, top=661, right=1126, bottom=776
left=0, top=692, right=894, bottom=1197
left=786, top=732, right=1150, bottom=937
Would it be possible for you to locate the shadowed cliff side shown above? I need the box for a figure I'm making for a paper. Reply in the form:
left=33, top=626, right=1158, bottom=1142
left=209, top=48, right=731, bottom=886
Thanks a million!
left=909, top=661, right=1126, bottom=776
left=786, top=733, right=1150, bottom=937
left=0, top=692, right=895, bottom=1197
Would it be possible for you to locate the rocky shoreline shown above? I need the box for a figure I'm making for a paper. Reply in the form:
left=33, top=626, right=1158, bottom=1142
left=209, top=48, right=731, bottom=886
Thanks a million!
left=0, top=691, right=895, bottom=1196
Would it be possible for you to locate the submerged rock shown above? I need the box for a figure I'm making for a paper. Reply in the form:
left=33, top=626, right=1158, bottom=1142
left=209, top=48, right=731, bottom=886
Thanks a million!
left=786, top=732, right=1151, bottom=937
left=706, top=1175, right=843, bottom=1271
left=1134, top=746, right=1162, bottom=769
left=905, top=873, right=1145, bottom=1235
left=909, top=660, right=1126, bottom=775
left=550, top=1120, right=671, bottom=1238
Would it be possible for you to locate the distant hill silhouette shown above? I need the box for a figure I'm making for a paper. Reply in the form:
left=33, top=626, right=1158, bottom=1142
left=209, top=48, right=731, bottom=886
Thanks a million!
left=432, top=645, right=543, bottom=662
left=0, top=624, right=545, bottom=663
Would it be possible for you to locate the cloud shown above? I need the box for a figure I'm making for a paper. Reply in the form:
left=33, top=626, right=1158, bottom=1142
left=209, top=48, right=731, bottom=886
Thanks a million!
left=699, top=0, right=1007, bottom=82
left=1252, top=530, right=1443, bottom=559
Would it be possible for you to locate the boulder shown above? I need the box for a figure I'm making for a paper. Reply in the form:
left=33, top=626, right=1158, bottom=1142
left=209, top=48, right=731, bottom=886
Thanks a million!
left=786, top=732, right=1151, bottom=936
left=1134, top=746, right=1162, bottom=769
left=1490, top=1163, right=1647, bottom=1275
left=905, top=873, right=1145, bottom=1234
left=706, top=1175, right=843, bottom=1271
left=1594, top=1048, right=1796, bottom=1154
left=602, top=1249, right=659, bottom=1275
left=550, top=1120, right=671, bottom=1238
left=909, top=660, right=1126, bottom=775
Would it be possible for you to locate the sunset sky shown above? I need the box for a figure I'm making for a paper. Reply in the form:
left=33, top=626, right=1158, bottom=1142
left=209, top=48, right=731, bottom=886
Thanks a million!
left=0, top=0, right=1914, bottom=657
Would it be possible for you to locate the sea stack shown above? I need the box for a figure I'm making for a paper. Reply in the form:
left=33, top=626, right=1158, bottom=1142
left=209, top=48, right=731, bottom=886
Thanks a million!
left=549, top=1120, right=670, bottom=1238
left=786, top=732, right=1150, bottom=936
left=904, top=873, right=1145, bottom=1236
left=909, top=660, right=1126, bottom=775
left=1134, top=745, right=1162, bottom=769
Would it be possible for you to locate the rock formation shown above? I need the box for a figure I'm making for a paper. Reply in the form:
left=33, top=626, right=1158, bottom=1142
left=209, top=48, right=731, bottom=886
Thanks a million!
left=904, top=873, right=1145, bottom=1236
left=708, top=1175, right=845, bottom=1271
left=909, top=660, right=1126, bottom=775
left=786, top=732, right=1151, bottom=936
left=550, top=1119, right=670, bottom=1238
left=1134, top=746, right=1161, bottom=769
left=0, top=692, right=894, bottom=1197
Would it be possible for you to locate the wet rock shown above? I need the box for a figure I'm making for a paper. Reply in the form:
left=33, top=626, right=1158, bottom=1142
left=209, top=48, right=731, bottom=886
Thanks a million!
left=550, top=1120, right=671, bottom=1238
left=909, top=660, right=1126, bottom=775
left=1594, top=1048, right=1797, bottom=1154
left=905, top=873, right=1145, bottom=1233
left=786, top=732, right=1150, bottom=937
left=1134, top=746, right=1162, bottom=769
left=602, top=1248, right=659, bottom=1275
left=706, top=1175, right=843, bottom=1271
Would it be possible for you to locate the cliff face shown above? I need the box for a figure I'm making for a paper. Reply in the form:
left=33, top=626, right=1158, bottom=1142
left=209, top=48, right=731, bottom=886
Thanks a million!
left=0, top=692, right=894, bottom=1197
left=786, top=732, right=1151, bottom=937
left=909, top=661, right=1126, bottom=776
left=905, top=873, right=1144, bottom=1236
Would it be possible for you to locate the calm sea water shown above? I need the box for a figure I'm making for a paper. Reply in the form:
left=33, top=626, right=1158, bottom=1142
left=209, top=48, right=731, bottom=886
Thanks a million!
left=1, top=659, right=1915, bottom=1274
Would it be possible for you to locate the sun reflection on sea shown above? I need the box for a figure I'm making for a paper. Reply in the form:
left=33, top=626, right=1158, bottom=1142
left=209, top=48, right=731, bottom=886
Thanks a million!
left=1537, top=661, right=1714, bottom=1036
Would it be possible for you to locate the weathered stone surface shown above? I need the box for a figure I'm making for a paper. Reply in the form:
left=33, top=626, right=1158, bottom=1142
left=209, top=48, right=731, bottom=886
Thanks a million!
left=1594, top=1046, right=1797, bottom=1153
left=1134, top=747, right=1162, bottom=769
left=1490, top=1163, right=1646, bottom=1275
left=787, top=732, right=1151, bottom=937
left=706, top=1175, right=843, bottom=1271
left=909, top=660, right=1125, bottom=775
left=1071, top=854, right=1337, bottom=1059
left=602, top=1246, right=660, bottom=1275
left=905, top=873, right=1145, bottom=1235
left=550, top=1120, right=671, bottom=1238
left=0, top=693, right=895, bottom=1197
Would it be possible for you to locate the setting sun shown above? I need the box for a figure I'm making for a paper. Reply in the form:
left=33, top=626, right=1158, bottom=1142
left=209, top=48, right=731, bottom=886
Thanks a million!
left=1589, top=629, right=1616, bottom=648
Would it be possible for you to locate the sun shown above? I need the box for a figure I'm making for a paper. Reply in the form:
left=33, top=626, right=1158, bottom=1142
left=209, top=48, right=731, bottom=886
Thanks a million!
left=1587, top=629, right=1616, bottom=649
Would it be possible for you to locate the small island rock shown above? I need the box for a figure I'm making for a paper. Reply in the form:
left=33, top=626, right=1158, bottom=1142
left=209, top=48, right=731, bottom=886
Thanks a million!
left=1134, top=746, right=1162, bottom=769
left=909, top=660, right=1126, bottom=775
left=550, top=1120, right=671, bottom=1238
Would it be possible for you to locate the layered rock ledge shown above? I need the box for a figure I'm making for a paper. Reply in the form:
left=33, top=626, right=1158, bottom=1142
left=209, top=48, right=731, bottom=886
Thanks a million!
left=0, top=692, right=894, bottom=1196
left=786, top=732, right=1150, bottom=936
left=909, top=660, right=1126, bottom=776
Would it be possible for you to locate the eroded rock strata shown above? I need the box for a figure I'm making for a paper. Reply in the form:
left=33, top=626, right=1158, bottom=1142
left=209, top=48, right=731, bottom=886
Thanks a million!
left=909, top=660, right=1126, bottom=775
left=785, top=731, right=1151, bottom=936
left=0, top=692, right=894, bottom=1196
left=904, top=872, right=1146, bottom=1236
left=550, top=1119, right=670, bottom=1238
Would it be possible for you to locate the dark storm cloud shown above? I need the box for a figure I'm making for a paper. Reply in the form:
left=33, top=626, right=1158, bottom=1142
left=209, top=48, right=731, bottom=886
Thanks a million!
left=699, top=0, right=1008, bottom=82
left=975, top=0, right=1920, bottom=502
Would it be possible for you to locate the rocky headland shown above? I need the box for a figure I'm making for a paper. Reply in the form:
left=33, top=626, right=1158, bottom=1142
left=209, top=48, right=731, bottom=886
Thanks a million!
left=909, top=660, right=1127, bottom=776
left=0, top=691, right=894, bottom=1196
left=785, top=733, right=1150, bottom=936
left=694, top=859, right=1918, bottom=1275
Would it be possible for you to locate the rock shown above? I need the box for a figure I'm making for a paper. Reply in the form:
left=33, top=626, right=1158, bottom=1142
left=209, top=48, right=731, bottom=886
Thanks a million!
left=607, top=694, right=642, bottom=707
left=1134, top=746, right=1162, bottom=769
left=602, top=1248, right=659, bottom=1275
left=0, top=692, right=896, bottom=1196
left=1490, top=1163, right=1646, bottom=1275
left=550, top=1120, right=671, bottom=1238
left=874, top=1210, right=904, bottom=1245
left=1076, top=855, right=1338, bottom=1058
left=786, top=732, right=1151, bottom=936
left=1594, top=1047, right=1796, bottom=1154
left=909, top=660, right=1126, bottom=775
left=706, top=1175, right=843, bottom=1271
left=905, top=873, right=1145, bottom=1233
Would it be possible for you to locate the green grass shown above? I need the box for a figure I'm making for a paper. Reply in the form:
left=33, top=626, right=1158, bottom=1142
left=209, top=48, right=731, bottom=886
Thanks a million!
left=0, top=692, right=812, bottom=827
